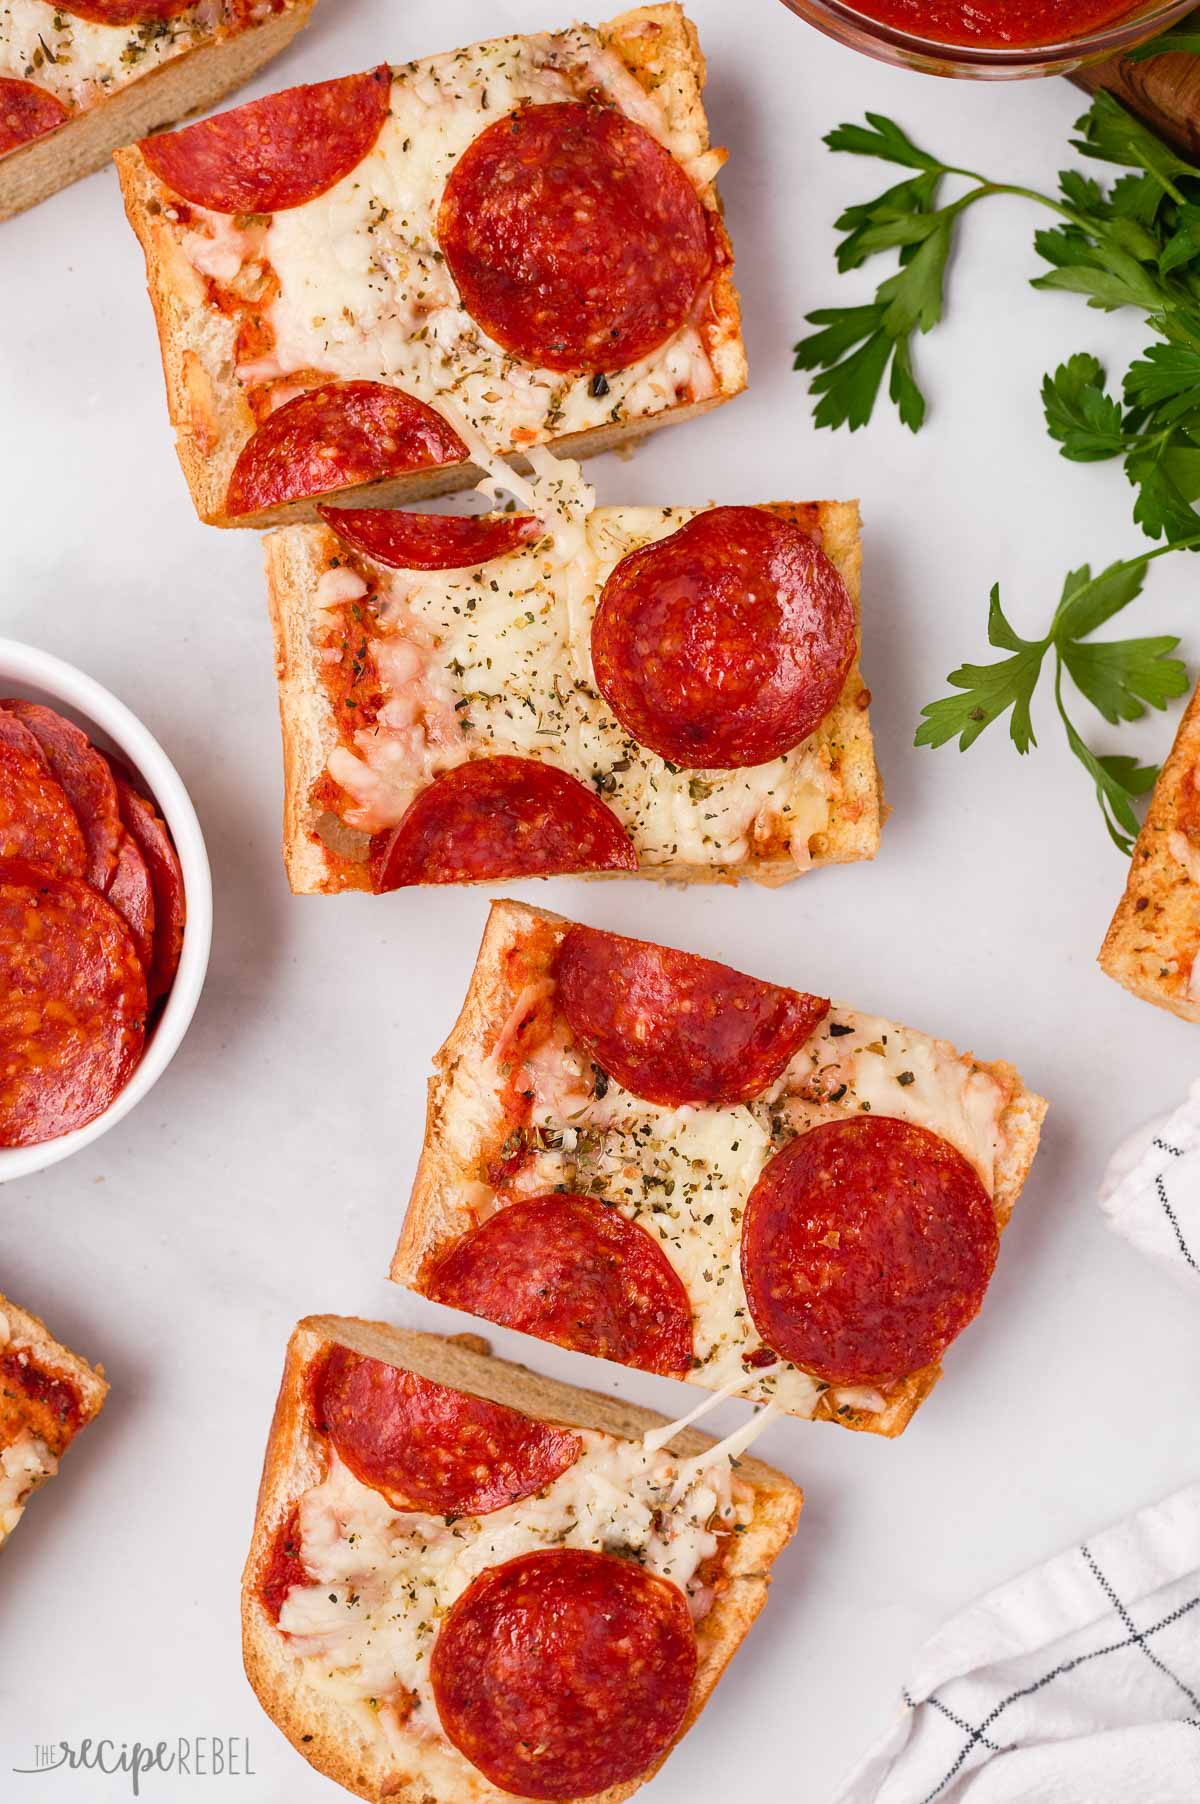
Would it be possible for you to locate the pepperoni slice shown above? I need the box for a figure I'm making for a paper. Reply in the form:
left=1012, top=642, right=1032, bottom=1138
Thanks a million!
left=111, top=777, right=185, bottom=1003
left=592, top=507, right=858, bottom=769
left=52, top=0, right=190, bottom=24
left=226, top=382, right=466, bottom=518
left=740, top=1117, right=999, bottom=1387
left=0, top=710, right=87, bottom=879
left=0, top=78, right=69, bottom=155
left=369, top=757, right=638, bottom=890
left=425, top=1195, right=694, bottom=1376
left=317, top=506, right=541, bottom=571
left=438, top=100, right=716, bottom=374
left=312, top=1345, right=580, bottom=1516
left=432, top=1548, right=696, bottom=1800
left=106, top=834, right=156, bottom=975
left=259, top=1504, right=309, bottom=1624
left=139, top=67, right=391, bottom=214
left=0, top=864, right=147, bottom=1148
left=554, top=925, right=829, bottom=1108
left=3, top=701, right=122, bottom=891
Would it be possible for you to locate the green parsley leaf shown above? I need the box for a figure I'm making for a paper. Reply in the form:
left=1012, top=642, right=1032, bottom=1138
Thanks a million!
left=1071, top=92, right=1200, bottom=202
left=799, top=88, right=1200, bottom=547
left=1042, top=354, right=1126, bottom=460
left=1060, top=634, right=1188, bottom=722
left=888, top=333, right=925, bottom=431
left=834, top=171, right=943, bottom=271
left=1128, top=447, right=1200, bottom=542
left=1050, top=556, right=1147, bottom=638
left=823, top=113, right=944, bottom=172
left=878, top=216, right=954, bottom=335
left=917, top=541, right=1198, bottom=850
left=1124, top=342, right=1200, bottom=419
left=792, top=303, right=884, bottom=372
left=914, top=586, right=1046, bottom=754
left=1126, top=20, right=1200, bottom=61
left=806, top=328, right=893, bottom=431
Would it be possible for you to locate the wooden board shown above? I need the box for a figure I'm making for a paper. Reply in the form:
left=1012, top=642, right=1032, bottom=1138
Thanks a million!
left=1071, top=44, right=1200, bottom=157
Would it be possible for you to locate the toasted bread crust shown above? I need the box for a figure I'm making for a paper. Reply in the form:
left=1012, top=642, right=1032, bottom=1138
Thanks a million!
left=263, top=500, right=882, bottom=895
left=0, top=1292, right=108, bottom=1421
left=242, top=1318, right=802, bottom=1804
left=0, top=1290, right=108, bottom=1536
left=115, top=5, right=746, bottom=529
left=0, top=2, right=312, bottom=222
left=1100, top=680, right=1200, bottom=1023
left=390, top=900, right=1047, bottom=1439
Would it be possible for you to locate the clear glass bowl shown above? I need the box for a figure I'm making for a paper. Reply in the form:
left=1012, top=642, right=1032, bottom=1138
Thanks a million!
left=778, top=0, right=1196, bottom=77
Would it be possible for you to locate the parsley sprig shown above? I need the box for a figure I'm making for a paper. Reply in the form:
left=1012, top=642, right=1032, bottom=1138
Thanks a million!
left=795, top=91, right=1200, bottom=546
left=915, top=543, right=1195, bottom=850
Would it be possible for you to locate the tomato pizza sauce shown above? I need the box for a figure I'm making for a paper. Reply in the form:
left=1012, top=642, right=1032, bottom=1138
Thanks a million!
left=846, top=0, right=1140, bottom=47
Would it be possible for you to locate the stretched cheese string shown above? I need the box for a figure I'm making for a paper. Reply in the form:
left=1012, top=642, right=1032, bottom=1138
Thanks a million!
left=664, top=1400, right=784, bottom=1505
left=639, top=1362, right=785, bottom=1507
left=432, top=397, right=595, bottom=552
left=432, top=396, right=599, bottom=674
left=640, top=1362, right=781, bottom=1454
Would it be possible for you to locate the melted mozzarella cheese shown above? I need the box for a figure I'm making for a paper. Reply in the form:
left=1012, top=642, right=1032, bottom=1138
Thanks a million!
left=0, top=1312, right=58, bottom=1543
left=0, top=1429, right=55, bottom=1543
left=512, top=1005, right=1011, bottom=1418
left=321, top=503, right=836, bottom=871
left=214, top=27, right=718, bottom=455
left=522, top=1088, right=828, bottom=1411
left=0, top=0, right=231, bottom=113
left=276, top=1424, right=753, bottom=1792
left=766, top=1008, right=1012, bottom=1191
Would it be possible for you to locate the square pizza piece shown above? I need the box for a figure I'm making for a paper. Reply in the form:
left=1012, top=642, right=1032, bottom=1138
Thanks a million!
left=243, top=1317, right=801, bottom=1804
left=1101, top=680, right=1200, bottom=1024
left=0, top=1291, right=107, bottom=1545
left=114, top=4, right=744, bottom=528
left=0, top=0, right=312, bottom=221
left=265, top=494, right=880, bottom=891
left=392, top=901, right=1048, bottom=1438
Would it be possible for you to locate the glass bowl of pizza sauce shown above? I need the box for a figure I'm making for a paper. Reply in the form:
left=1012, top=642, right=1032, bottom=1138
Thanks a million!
left=778, top=0, right=1196, bottom=76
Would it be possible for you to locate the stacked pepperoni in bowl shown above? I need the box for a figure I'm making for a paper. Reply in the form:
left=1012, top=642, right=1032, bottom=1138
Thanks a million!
left=0, top=643, right=210, bottom=1171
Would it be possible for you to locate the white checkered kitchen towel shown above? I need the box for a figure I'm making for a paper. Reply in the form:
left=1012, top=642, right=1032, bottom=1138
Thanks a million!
left=832, top=1485, right=1200, bottom=1803
left=1098, top=1079, right=1200, bottom=1289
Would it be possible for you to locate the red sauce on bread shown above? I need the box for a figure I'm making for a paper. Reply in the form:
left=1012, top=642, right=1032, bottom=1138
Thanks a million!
left=0, top=1349, right=84, bottom=1457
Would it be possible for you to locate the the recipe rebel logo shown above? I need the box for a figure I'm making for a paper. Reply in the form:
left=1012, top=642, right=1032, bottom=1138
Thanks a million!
left=12, top=1737, right=255, bottom=1795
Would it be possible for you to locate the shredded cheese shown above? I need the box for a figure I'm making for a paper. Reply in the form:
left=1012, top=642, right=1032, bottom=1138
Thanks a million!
left=0, top=0, right=264, bottom=116
left=0, top=1429, right=56, bottom=1544
left=273, top=1371, right=777, bottom=1797
left=177, top=26, right=721, bottom=459
left=316, top=497, right=839, bottom=872
left=482, top=1001, right=1012, bottom=1421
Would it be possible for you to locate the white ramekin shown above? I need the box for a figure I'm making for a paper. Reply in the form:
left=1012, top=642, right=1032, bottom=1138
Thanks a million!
left=0, top=638, right=212, bottom=1182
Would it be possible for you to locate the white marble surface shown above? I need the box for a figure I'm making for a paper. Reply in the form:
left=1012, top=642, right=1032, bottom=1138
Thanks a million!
left=2, top=1, right=1199, bottom=1799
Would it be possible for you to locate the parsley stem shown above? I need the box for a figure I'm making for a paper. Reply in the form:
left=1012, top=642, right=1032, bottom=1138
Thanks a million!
left=1113, top=534, right=1200, bottom=567
left=934, top=168, right=1078, bottom=219
left=959, top=179, right=1069, bottom=215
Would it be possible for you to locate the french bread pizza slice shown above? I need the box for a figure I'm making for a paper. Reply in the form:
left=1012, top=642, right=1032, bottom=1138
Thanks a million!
left=243, top=1317, right=801, bottom=1804
left=392, top=901, right=1048, bottom=1437
left=113, top=4, right=745, bottom=529
left=0, top=0, right=313, bottom=221
left=264, top=481, right=880, bottom=891
left=0, top=1291, right=107, bottom=1545
left=1100, top=678, right=1200, bottom=1023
